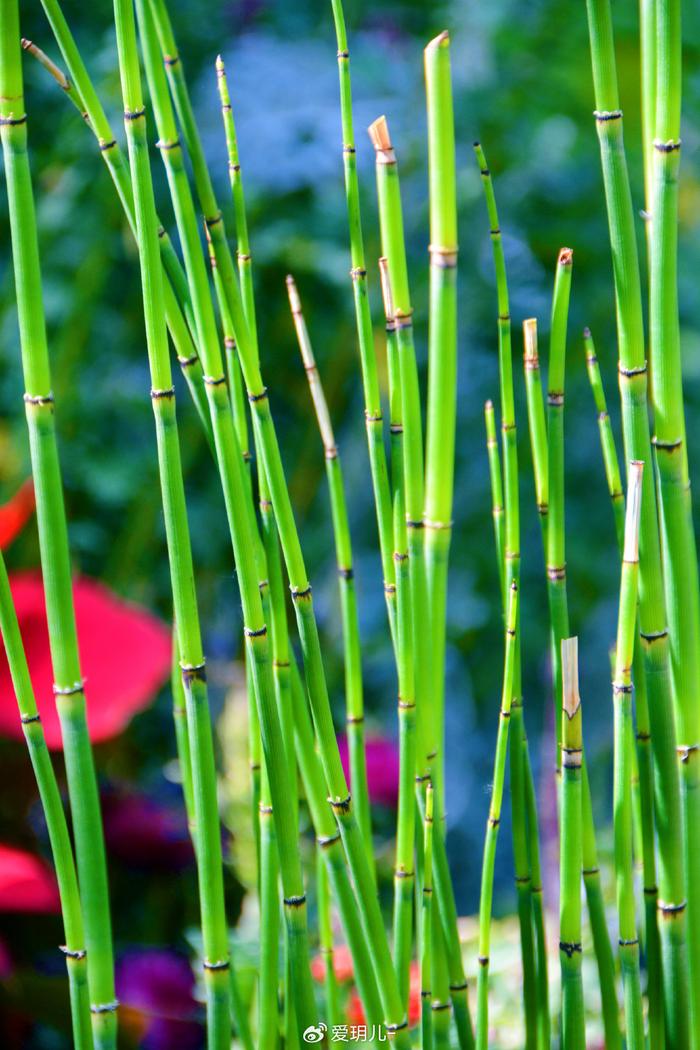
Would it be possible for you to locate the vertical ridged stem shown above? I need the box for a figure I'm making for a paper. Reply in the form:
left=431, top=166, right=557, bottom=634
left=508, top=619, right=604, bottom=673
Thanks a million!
left=484, top=402, right=505, bottom=609
left=474, top=144, right=543, bottom=1049
left=559, top=638, right=585, bottom=1050
left=583, top=0, right=690, bottom=1039
left=287, top=276, right=374, bottom=875
left=134, top=3, right=317, bottom=1036
left=0, top=555, right=92, bottom=1049
left=111, top=0, right=232, bottom=1043
left=612, top=463, right=645, bottom=1048
left=476, top=582, right=519, bottom=1050
left=584, top=330, right=664, bottom=1048
left=0, top=9, right=115, bottom=1045
left=328, top=0, right=396, bottom=641
left=421, top=785, right=435, bottom=1050
left=651, top=0, right=700, bottom=1036
left=316, top=851, right=341, bottom=1029
left=172, top=633, right=197, bottom=847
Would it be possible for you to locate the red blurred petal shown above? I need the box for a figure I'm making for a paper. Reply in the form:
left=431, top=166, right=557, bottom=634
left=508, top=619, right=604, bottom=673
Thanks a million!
left=0, top=480, right=35, bottom=551
left=310, top=943, right=354, bottom=983
left=348, top=962, right=421, bottom=1028
left=0, top=844, right=60, bottom=913
left=0, top=572, right=172, bottom=749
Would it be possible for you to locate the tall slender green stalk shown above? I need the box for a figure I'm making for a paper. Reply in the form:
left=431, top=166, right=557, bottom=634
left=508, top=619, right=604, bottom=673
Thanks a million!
left=316, top=851, right=341, bottom=1030
left=0, top=554, right=92, bottom=1049
left=327, top=0, right=396, bottom=642
left=423, top=30, right=457, bottom=806
left=258, top=764, right=281, bottom=1048
left=524, top=311, right=621, bottom=1049
left=612, top=461, right=645, bottom=1049
left=476, top=580, right=518, bottom=1050
left=421, top=783, right=435, bottom=1050
left=133, top=2, right=319, bottom=1037
left=583, top=1, right=690, bottom=1040
left=484, top=402, right=505, bottom=608
left=0, top=10, right=116, bottom=1046
left=110, top=1, right=233, bottom=1043
left=583, top=331, right=663, bottom=1049
left=474, top=143, right=545, bottom=1050
left=286, top=275, right=374, bottom=872
left=650, top=1, right=700, bottom=1034
left=559, top=637, right=585, bottom=1050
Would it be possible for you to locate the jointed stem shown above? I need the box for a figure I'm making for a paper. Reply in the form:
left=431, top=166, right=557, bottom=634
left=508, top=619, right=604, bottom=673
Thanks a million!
left=0, top=9, right=115, bottom=1045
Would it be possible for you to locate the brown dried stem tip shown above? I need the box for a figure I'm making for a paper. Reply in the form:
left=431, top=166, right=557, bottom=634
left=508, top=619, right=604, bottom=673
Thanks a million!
left=623, top=461, right=644, bottom=564
left=368, top=115, right=395, bottom=165
left=378, top=256, right=395, bottom=323
left=523, top=318, right=539, bottom=365
left=558, top=247, right=574, bottom=268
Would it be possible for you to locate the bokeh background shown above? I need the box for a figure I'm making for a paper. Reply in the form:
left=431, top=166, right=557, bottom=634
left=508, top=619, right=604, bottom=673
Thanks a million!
left=2, top=0, right=700, bottom=1044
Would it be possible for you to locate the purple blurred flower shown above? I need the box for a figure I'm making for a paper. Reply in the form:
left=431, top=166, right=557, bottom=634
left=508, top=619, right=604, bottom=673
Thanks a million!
left=116, top=949, right=203, bottom=1050
left=338, top=734, right=400, bottom=808
left=102, top=788, right=194, bottom=871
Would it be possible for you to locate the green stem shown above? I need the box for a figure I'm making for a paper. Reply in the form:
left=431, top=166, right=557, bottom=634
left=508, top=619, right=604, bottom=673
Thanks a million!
left=0, top=10, right=115, bottom=1045
left=476, top=582, right=519, bottom=1050
left=484, top=401, right=505, bottom=610
left=559, top=638, right=585, bottom=1050
left=316, top=852, right=341, bottom=1030
left=612, top=462, right=645, bottom=1048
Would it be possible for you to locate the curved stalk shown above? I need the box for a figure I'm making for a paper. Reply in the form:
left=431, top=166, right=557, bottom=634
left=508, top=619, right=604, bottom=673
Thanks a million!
left=476, top=581, right=518, bottom=1050
left=483, top=402, right=505, bottom=609
left=0, top=10, right=116, bottom=1044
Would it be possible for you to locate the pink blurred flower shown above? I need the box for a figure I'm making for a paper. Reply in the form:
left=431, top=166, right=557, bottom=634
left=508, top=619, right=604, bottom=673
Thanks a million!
left=0, top=843, right=60, bottom=914
left=0, top=572, right=171, bottom=748
left=337, top=734, right=400, bottom=807
left=102, top=788, right=194, bottom=871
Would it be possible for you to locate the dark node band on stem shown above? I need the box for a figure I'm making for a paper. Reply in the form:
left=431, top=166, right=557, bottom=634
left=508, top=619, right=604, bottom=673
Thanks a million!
left=559, top=941, right=582, bottom=957
left=99, top=139, right=117, bottom=152
left=283, top=894, right=306, bottom=908
left=636, top=731, right=651, bottom=742
left=328, top=794, right=352, bottom=813
left=324, top=447, right=338, bottom=460
left=547, top=391, right=564, bottom=406
left=124, top=107, right=145, bottom=122
left=317, top=831, right=341, bottom=849
left=394, top=868, right=414, bottom=879
left=177, top=354, right=199, bottom=369
left=562, top=746, right=583, bottom=768
left=488, top=816, right=500, bottom=827
left=53, top=680, right=85, bottom=697
left=237, top=252, right=251, bottom=262
left=514, top=875, right=531, bottom=885
left=163, top=54, right=180, bottom=67
left=247, top=387, right=268, bottom=403
left=397, top=698, right=416, bottom=710
left=428, top=244, right=459, bottom=269
left=644, top=885, right=659, bottom=896
left=385, top=1021, right=408, bottom=1033
left=290, top=584, right=312, bottom=601
left=653, top=138, right=681, bottom=153
left=337, top=49, right=349, bottom=59
left=272, top=659, right=290, bottom=669
left=90, top=1000, right=120, bottom=1015
left=20, top=713, right=41, bottom=724
left=406, top=519, right=424, bottom=530
left=205, top=212, right=222, bottom=228
left=243, top=625, right=267, bottom=639
left=338, top=566, right=354, bottom=580
left=60, top=945, right=87, bottom=960
left=259, top=804, right=273, bottom=815
left=582, top=867, right=600, bottom=877
left=658, top=900, right=686, bottom=917
left=350, top=267, right=366, bottom=280
left=432, top=1000, right=451, bottom=1013
left=619, top=938, right=639, bottom=947
left=613, top=682, right=634, bottom=694
left=23, top=392, right=54, bottom=406
left=594, top=109, right=623, bottom=122
left=652, top=435, right=683, bottom=452
left=450, top=980, right=469, bottom=992
left=0, top=114, right=27, bottom=126
left=365, top=410, right=382, bottom=422
left=618, top=361, right=647, bottom=377
left=346, top=713, right=364, bottom=724
left=180, top=661, right=207, bottom=684
left=640, top=628, right=668, bottom=643
left=546, top=565, right=566, bottom=581
left=424, top=517, right=453, bottom=531
left=203, top=958, right=230, bottom=972
left=384, top=582, right=396, bottom=595
left=477, top=955, right=489, bottom=968
left=150, top=387, right=175, bottom=400
left=203, top=375, right=226, bottom=387
left=499, top=708, right=511, bottom=719
left=228, top=162, right=240, bottom=173
left=156, top=138, right=181, bottom=151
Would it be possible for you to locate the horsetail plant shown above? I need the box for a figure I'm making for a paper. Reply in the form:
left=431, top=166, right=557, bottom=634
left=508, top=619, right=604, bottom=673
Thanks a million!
left=0, top=7, right=117, bottom=1046
left=583, top=0, right=691, bottom=1039
left=421, top=783, right=435, bottom=1050
left=559, top=637, right=585, bottom=1050
left=612, top=461, right=645, bottom=1048
left=483, top=401, right=505, bottom=608
left=476, top=580, right=518, bottom=1050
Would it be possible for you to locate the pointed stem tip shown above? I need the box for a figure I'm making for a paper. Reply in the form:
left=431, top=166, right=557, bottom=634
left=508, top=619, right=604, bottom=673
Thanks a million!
left=561, top=637, right=581, bottom=720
